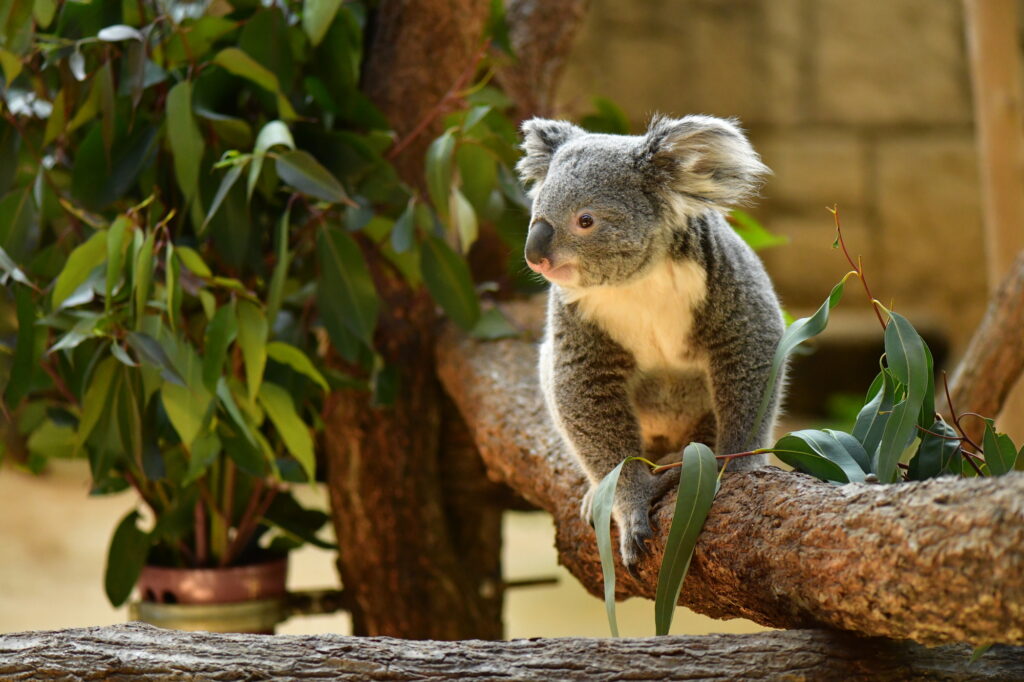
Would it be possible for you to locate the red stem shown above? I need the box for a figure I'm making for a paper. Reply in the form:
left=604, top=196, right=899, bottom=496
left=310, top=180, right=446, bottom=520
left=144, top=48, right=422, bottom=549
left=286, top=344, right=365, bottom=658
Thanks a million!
left=831, top=207, right=887, bottom=330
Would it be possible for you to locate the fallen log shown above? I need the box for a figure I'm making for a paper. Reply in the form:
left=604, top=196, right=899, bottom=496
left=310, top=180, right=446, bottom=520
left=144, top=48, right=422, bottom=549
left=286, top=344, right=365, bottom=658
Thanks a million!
left=435, top=303, right=1024, bottom=646
left=2, top=622, right=1023, bottom=680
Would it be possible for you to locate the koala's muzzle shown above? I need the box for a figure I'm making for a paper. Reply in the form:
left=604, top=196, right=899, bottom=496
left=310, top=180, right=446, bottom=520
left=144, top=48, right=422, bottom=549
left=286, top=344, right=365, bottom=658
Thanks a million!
left=525, top=220, right=554, bottom=266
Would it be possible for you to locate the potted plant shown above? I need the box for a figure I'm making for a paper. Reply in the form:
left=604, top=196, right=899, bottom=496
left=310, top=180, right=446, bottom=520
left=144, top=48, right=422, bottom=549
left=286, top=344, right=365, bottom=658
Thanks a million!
left=5, top=199, right=335, bottom=632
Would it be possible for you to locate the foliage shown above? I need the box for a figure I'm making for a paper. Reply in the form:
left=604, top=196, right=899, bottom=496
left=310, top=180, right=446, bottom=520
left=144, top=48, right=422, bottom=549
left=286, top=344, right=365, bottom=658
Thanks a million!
left=593, top=208, right=1020, bottom=637
left=0, top=0, right=525, bottom=606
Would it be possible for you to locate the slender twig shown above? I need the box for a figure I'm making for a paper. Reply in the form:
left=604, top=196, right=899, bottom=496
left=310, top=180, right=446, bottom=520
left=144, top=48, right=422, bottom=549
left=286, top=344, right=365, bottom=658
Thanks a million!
left=652, top=449, right=765, bottom=473
left=386, top=40, right=491, bottom=160
left=830, top=206, right=887, bottom=329
left=40, top=357, right=80, bottom=408
left=915, top=424, right=963, bottom=440
left=942, top=370, right=985, bottom=453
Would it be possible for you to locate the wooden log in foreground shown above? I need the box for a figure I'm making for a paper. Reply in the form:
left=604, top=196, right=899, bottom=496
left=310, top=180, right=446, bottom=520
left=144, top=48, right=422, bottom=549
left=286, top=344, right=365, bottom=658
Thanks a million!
left=435, top=304, right=1024, bottom=647
left=1, top=623, right=1023, bottom=680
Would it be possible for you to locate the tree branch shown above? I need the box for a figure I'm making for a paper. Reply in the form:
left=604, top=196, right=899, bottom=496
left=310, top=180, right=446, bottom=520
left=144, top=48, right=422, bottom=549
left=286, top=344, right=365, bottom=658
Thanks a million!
left=436, top=300, right=1024, bottom=647
left=2, top=623, right=1022, bottom=680
left=948, top=252, right=1024, bottom=444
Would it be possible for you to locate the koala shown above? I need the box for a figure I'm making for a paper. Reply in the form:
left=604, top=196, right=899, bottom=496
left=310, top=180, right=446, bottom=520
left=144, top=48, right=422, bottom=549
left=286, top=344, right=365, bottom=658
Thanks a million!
left=516, top=115, right=785, bottom=570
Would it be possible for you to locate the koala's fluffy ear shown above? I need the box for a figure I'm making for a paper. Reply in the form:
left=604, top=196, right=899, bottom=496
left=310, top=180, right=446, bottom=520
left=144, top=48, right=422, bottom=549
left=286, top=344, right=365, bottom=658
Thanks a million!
left=516, top=118, right=584, bottom=187
left=637, top=115, right=770, bottom=209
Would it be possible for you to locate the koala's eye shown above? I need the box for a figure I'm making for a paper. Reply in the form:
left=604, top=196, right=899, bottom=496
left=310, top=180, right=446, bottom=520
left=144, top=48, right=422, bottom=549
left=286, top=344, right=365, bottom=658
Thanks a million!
left=577, top=214, right=594, bottom=229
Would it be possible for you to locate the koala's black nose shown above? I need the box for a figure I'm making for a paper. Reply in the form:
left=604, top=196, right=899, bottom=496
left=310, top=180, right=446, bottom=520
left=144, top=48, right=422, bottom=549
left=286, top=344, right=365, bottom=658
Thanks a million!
left=525, top=220, right=554, bottom=265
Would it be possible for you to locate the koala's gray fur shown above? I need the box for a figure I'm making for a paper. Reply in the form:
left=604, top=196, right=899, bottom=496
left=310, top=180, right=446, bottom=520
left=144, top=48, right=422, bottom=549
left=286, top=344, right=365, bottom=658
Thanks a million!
left=517, top=115, right=785, bottom=570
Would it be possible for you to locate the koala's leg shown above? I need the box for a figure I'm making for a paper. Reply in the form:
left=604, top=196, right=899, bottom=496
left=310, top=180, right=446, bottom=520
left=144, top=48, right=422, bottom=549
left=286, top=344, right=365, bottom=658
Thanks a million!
left=546, top=316, right=664, bottom=569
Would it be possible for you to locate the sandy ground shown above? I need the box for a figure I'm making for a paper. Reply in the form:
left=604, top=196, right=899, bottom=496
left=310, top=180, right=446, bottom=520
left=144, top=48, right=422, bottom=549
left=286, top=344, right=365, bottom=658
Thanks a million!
left=0, top=460, right=763, bottom=638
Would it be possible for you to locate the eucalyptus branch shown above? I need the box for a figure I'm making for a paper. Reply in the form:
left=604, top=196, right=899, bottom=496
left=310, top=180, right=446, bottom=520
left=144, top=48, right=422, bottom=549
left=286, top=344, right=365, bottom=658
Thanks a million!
left=829, top=206, right=887, bottom=330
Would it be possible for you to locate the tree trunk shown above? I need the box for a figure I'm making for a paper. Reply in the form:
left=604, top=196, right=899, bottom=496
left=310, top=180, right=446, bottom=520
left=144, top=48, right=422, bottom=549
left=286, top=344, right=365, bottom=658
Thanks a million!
left=322, top=0, right=503, bottom=639
left=436, top=300, right=1024, bottom=647
left=495, top=0, right=591, bottom=122
left=4, top=623, right=1023, bottom=680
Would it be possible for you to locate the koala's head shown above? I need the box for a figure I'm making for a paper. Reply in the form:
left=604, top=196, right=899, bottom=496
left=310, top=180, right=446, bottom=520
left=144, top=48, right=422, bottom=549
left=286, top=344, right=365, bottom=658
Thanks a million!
left=516, top=115, right=768, bottom=289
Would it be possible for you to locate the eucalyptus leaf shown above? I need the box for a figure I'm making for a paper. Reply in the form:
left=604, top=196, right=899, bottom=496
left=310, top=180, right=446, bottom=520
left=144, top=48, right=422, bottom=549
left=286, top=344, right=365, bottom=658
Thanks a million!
left=450, top=186, right=478, bottom=253
left=125, top=332, right=186, bottom=387
left=654, top=442, right=719, bottom=636
left=213, top=48, right=297, bottom=120
left=316, top=226, right=378, bottom=348
left=302, top=0, right=343, bottom=47
left=876, top=312, right=930, bottom=483
left=276, top=149, right=351, bottom=204
left=52, top=229, right=107, bottom=309
left=420, top=236, right=480, bottom=331
left=104, top=510, right=150, bottom=607
left=98, top=24, right=144, bottom=42
left=267, top=341, right=329, bottom=391
left=592, top=457, right=629, bottom=637
left=771, top=434, right=850, bottom=483
left=983, top=420, right=1017, bottom=476
left=202, top=302, right=237, bottom=391
left=750, top=276, right=847, bottom=448
left=908, top=418, right=959, bottom=480
left=258, top=381, right=315, bottom=482
left=425, top=129, right=455, bottom=217
left=852, top=368, right=896, bottom=462
left=236, top=299, right=268, bottom=401
left=390, top=199, right=416, bottom=254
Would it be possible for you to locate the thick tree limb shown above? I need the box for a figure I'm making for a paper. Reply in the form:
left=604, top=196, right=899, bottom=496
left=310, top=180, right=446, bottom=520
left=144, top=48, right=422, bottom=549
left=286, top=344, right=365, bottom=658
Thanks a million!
left=436, top=302, right=1024, bottom=646
left=949, top=251, right=1024, bottom=443
left=3, top=623, right=1024, bottom=680
left=495, top=0, right=590, bottom=121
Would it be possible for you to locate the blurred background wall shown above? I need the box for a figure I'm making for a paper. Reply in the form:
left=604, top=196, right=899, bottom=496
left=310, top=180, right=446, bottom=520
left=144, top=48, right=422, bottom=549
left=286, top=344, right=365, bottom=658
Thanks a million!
left=557, top=0, right=1011, bottom=364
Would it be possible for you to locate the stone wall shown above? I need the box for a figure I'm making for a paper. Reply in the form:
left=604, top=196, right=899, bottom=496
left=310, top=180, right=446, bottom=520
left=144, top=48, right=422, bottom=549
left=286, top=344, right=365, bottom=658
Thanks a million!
left=556, top=0, right=1022, bottom=357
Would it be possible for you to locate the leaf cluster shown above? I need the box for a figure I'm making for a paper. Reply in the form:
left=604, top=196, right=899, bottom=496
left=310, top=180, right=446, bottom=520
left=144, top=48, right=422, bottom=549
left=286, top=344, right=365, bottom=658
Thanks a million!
left=0, top=0, right=525, bottom=606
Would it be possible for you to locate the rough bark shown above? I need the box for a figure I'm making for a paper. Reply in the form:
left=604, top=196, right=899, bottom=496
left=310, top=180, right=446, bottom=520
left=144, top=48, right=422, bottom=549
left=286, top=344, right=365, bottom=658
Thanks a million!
left=495, top=0, right=591, bottom=122
left=362, top=0, right=490, bottom=185
left=948, top=252, right=1024, bottom=444
left=4, top=623, right=1024, bottom=681
left=324, top=265, right=502, bottom=639
left=435, top=300, right=1024, bottom=647
left=323, top=0, right=500, bottom=639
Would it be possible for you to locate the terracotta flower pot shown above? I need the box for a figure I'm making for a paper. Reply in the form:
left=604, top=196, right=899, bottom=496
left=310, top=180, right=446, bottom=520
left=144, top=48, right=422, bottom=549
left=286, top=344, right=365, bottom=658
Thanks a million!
left=130, top=555, right=289, bottom=633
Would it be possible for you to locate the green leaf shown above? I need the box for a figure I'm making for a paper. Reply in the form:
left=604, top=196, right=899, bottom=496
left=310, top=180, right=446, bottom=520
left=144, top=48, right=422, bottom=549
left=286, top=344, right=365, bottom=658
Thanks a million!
left=133, top=230, right=155, bottom=327
left=908, top=418, right=959, bottom=480
left=276, top=150, right=351, bottom=204
left=76, top=357, right=118, bottom=453
left=876, top=312, right=930, bottom=483
left=462, top=105, right=492, bottom=134
left=202, top=302, right=237, bottom=391
left=162, top=379, right=211, bottom=448
left=0, top=186, right=37, bottom=260
left=125, top=331, right=186, bottom=387
left=266, top=208, right=291, bottom=329
left=175, top=245, right=212, bottom=278
left=202, top=163, right=244, bottom=234
left=852, top=369, right=896, bottom=462
left=105, top=216, right=130, bottom=308
left=316, top=226, right=379, bottom=348
left=0, top=48, right=22, bottom=83
left=183, top=427, right=221, bottom=485
left=267, top=341, right=328, bottom=391
left=236, top=299, right=267, bottom=401
left=390, top=199, right=416, bottom=254
left=104, top=510, right=150, bottom=607
left=983, top=420, right=1017, bottom=476
left=167, top=82, right=204, bottom=220
left=469, top=308, right=520, bottom=340
left=771, top=434, right=851, bottom=483
left=258, top=382, right=315, bottom=482
left=729, top=209, right=789, bottom=251
left=52, top=229, right=108, bottom=308
left=114, top=367, right=143, bottom=462
left=248, top=120, right=295, bottom=199
left=655, top=443, right=719, bottom=636
left=0, top=244, right=32, bottom=287
left=425, top=129, right=456, bottom=217
left=97, top=24, right=143, bottom=41
left=918, top=341, right=936, bottom=429
left=456, top=143, right=497, bottom=214
left=4, top=285, right=37, bottom=407
left=420, top=236, right=480, bottom=331
left=303, top=0, right=342, bottom=47
left=750, top=276, right=847, bottom=448
left=265, top=492, right=335, bottom=549
left=216, top=377, right=258, bottom=449
left=778, top=429, right=867, bottom=482
left=592, top=457, right=629, bottom=637
left=213, top=48, right=298, bottom=120
left=450, top=186, right=478, bottom=253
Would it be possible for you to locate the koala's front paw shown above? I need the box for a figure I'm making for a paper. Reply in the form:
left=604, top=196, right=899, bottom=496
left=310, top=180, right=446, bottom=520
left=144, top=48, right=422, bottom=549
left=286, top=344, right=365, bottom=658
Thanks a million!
left=616, top=500, right=655, bottom=573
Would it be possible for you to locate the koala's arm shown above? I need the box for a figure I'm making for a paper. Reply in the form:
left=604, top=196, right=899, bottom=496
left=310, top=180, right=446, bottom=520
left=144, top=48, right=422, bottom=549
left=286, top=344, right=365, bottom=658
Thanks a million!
left=545, top=300, right=669, bottom=566
left=698, top=272, right=784, bottom=461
